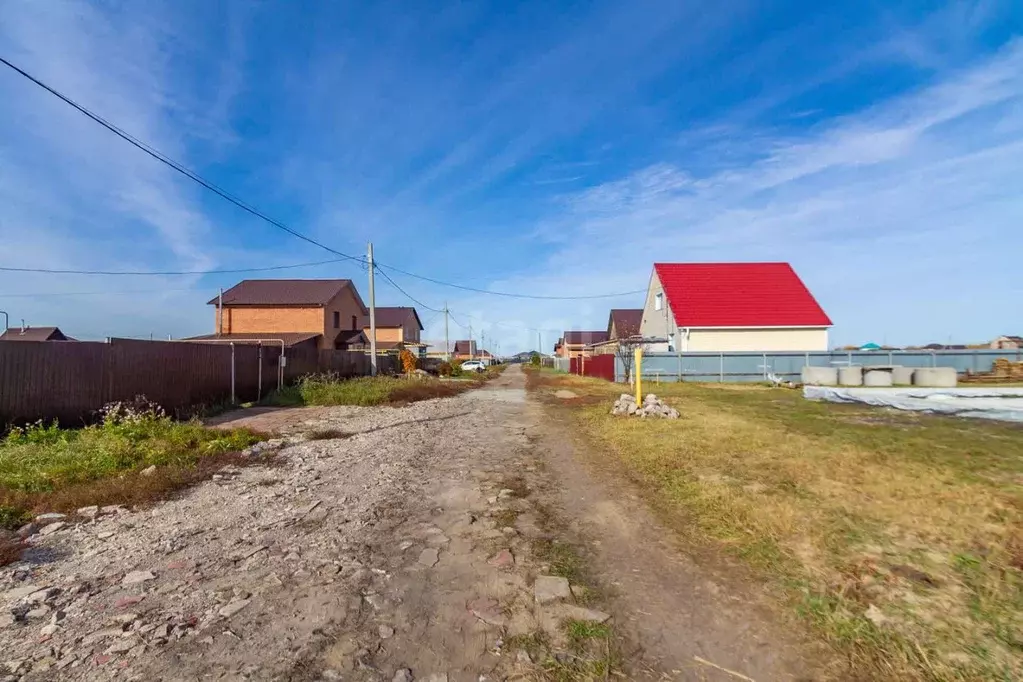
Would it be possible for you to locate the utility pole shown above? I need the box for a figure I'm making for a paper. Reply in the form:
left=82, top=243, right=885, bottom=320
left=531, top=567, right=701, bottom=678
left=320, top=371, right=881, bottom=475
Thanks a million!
left=0, top=310, right=7, bottom=333
left=481, top=330, right=486, bottom=363
left=444, top=302, right=450, bottom=361
left=537, top=330, right=542, bottom=354
left=217, top=288, right=223, bottom=336
left=367, top=242, right=378, bottom=375
left=468, top=323, right=473, bottom=360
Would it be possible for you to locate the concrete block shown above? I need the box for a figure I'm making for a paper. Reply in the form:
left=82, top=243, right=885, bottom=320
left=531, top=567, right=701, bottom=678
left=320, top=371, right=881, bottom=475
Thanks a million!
left=892, top=366, right=914, bottom=385
left=912, top=367, right=958, bottom=388
left=838, top=366, right=863, bottom=387
left=801, top=366, right=838, bottom=386
left=863, top=369, right=894, bottom=387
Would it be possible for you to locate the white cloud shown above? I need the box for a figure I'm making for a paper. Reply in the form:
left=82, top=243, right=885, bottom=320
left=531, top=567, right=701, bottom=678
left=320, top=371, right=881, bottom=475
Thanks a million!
left=422, top=39, right=1023, bottom=351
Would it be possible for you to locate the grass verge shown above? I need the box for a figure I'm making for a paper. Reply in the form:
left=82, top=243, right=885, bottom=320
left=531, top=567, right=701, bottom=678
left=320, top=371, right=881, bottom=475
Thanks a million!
left=261, top=370, right=500, bottom=407
left=1, top=411, right=265, bottom=564
left=525, top=369, right=1023, bottom=681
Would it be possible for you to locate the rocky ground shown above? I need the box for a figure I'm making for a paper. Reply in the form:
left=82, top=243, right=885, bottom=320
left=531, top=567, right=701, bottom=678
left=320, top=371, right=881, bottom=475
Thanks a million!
left=2, top=366, right=817, bottom=681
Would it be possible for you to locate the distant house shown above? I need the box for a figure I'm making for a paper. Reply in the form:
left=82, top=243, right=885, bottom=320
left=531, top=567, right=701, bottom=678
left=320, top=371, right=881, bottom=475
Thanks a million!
left=0, top=326, right=75, bottom=342
left=639, top=262, right=831, bottom=352
left=453, top=340, right=478, bottom=360
left=559, top=331, right=610, bottom=359
left=592, top=309, right=643, bottom=354
left=364, top=307, right=425, bottom=356
left=201, top=279, right=368, bottom=350
left=991, top=335, right=1023, bottom=350
left=554, top=337, right=565, bottom=357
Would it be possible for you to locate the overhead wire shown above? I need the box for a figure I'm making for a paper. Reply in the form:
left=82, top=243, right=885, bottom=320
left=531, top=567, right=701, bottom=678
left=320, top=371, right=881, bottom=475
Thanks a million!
left=0, top=56, right=363, bottom=264
left=375, top=262, right=646, bottom=300
left=1, top=56, right=646, bottom=303
left=0, top=257, right=354, bottom=277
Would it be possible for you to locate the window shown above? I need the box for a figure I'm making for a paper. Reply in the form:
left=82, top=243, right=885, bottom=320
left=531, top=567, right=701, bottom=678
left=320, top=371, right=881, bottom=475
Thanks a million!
left=654, top=292, right=664, bottom=311
left=333, top=311, right=340, bottom=329
left=351, top=315, right=358, bottom=330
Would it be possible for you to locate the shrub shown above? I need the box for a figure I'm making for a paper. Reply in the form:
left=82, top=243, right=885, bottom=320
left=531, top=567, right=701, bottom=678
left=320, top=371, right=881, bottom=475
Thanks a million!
left=400, top=349, right=418, bottom=374
left=438, top=361, right=453, bottom=376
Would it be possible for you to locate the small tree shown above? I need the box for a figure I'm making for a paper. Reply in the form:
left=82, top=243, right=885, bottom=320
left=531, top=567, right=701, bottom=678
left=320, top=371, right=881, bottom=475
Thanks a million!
left=615, top=337, right=644, bottom=384
left=529, top=352, right=541, bottom=367
left=399, top=349, right=418, bottom=375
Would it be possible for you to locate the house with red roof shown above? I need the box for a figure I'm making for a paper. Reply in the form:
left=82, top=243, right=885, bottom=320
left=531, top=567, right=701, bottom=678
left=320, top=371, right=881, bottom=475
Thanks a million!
left=640, top=263, right=832, bottom=352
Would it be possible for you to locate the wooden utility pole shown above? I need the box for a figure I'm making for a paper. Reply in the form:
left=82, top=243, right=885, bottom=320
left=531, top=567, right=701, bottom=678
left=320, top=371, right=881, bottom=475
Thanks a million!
left=367, top=242, right=377, bottom=375
left=444, top=302, right=450, bottom=361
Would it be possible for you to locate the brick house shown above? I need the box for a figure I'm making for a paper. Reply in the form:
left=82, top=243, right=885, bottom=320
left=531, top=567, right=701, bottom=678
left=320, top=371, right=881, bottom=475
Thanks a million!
left=453, top=340, right=476, bottom=360
left=203, top=279, right=368, bottom=350
left=559, top=331, right=610, bottom=359
left=364, top=307, right=425, bottom=356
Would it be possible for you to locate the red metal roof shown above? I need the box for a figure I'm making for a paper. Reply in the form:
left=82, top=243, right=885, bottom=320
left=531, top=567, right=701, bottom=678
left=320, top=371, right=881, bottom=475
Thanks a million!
left=653, top=262, right=831, bottom=328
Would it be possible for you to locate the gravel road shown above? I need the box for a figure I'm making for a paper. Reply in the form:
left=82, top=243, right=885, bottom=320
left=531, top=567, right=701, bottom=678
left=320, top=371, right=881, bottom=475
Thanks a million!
left=1, top=366, right=817, bottom=681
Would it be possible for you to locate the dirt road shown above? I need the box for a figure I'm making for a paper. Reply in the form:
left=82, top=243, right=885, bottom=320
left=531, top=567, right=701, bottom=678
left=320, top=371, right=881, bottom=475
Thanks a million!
left=1, top=366, right=815, bottom=681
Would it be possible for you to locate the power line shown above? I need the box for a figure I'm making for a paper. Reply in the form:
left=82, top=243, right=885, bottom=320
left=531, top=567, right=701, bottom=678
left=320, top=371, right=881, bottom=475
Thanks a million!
left=374, top=266, right=443, bottom=313
left=0, top=56, right=363, bottom=264
left=0, top=257, right=353, bottom=277
left=1, top=56, right=644, bottom=302
left=375, top=262, right=646, bottom=300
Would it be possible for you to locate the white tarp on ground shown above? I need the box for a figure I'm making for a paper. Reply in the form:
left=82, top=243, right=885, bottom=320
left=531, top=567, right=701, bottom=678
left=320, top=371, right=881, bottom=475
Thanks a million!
left=803, top=386, right=1023, bottom=423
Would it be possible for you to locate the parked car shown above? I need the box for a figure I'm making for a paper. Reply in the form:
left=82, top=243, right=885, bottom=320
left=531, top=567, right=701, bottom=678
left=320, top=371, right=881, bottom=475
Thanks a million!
left=460, top=360, right=487, bottom=373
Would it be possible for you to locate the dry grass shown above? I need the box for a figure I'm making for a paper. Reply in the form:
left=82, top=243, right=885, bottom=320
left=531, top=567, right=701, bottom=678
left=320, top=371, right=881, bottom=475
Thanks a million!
left=263, top=373, right=488, bottom=407
left=528, top=370, right=1023, bottom=681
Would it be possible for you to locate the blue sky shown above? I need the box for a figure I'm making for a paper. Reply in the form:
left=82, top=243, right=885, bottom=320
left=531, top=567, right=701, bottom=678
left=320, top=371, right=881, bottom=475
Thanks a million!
left=1, top=1, right=1021, bottom=352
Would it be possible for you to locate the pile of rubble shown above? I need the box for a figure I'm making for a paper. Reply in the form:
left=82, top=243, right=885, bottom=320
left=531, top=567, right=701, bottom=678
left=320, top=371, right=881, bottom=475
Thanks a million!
left=611, top=393, right=680, bottom=419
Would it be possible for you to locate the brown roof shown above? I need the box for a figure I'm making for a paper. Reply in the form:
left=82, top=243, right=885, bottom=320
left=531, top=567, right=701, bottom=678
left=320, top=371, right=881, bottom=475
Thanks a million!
left=208, top=279, right=367, bottom=312
left=608, top=309, right=642, bottom=338
left=563, top=331, right=609, bottom=345
left=453, top=340, right=476, bottom=354
left=334, top=329, right=368, bottom=345
left=0, top=326, right=74, bottom=342
left=183, top=332, right=320, bottom=347
left=370, top=306, right=424, bottom=330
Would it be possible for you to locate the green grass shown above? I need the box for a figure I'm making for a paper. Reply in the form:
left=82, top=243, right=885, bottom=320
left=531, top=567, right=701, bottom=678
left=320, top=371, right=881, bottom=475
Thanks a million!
left=530, top=373, right=1023, bottom=681
left=1, top=418, right=261, bottom=494
left=0, top=415, right=263, bottom=557
left=262, top=373, right=482, bottom=407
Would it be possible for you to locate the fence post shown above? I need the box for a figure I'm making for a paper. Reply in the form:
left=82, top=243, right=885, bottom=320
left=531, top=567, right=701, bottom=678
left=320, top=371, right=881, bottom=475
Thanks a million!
left=763, top=352, right=768, bottom=379
left=230, top=343, right=236, bottom=405
left=931, top=352, right=936, bottom=368
left=720, top=353, right=725, bottom=382
left=888, top=351, right=893, bottom=366
left=257, top=343, right=263, bottom=401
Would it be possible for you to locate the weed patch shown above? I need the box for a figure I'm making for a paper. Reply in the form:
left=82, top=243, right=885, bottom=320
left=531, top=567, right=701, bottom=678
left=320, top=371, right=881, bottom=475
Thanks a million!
left=262, top=374, right=480, bottom=407
left=0, top=408, right=265, bottom=532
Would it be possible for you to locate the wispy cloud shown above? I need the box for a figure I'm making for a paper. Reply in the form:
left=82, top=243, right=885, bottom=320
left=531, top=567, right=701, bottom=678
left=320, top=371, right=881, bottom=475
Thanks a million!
left=429, top=38, right=1023, bottom=349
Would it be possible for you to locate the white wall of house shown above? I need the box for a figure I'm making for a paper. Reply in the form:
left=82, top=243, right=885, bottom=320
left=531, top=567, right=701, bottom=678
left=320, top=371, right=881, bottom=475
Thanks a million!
left=639, top=270, right=674, bottom=341
left=686, top=327, right=829, bottom=352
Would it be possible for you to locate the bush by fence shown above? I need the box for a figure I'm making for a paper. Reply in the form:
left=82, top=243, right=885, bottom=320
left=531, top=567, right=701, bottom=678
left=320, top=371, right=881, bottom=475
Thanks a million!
left=0, top=338, right=398, bottom=425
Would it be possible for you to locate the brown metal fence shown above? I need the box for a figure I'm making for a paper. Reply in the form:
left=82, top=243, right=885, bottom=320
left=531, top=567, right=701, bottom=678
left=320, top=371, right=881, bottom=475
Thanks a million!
left=0, top=338, right=394, bottom=426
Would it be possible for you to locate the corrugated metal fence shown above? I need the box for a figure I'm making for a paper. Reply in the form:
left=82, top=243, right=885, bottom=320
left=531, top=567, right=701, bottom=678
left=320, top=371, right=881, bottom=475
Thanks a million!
left=0, top=338, right=396, bottom=425
left=627, top=349, right=1023, bottom=383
